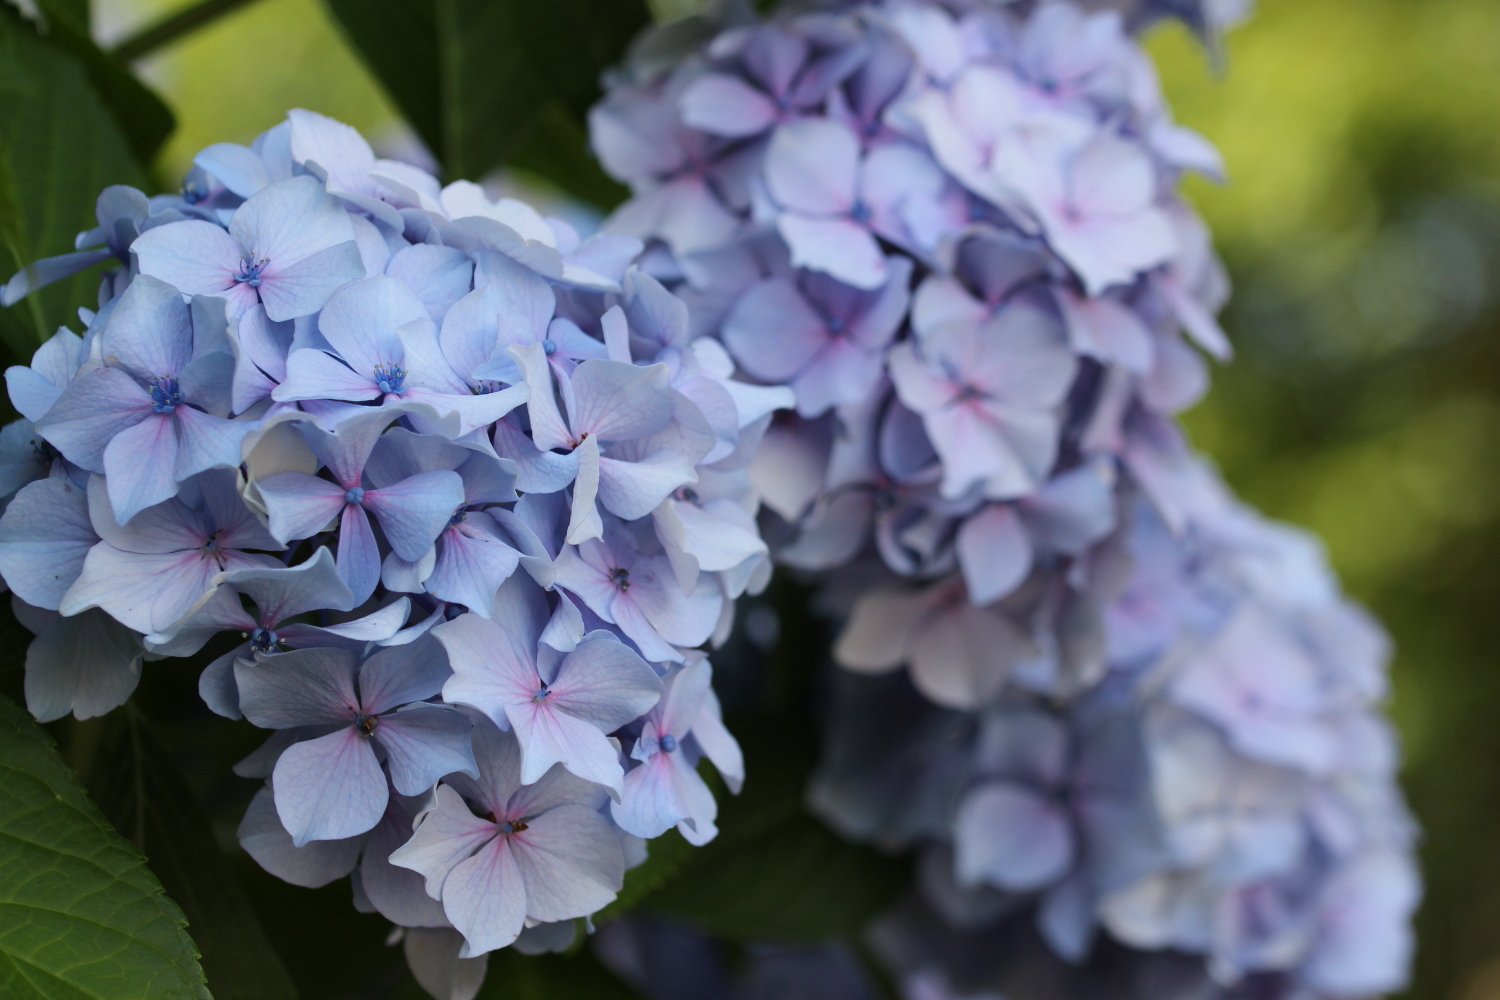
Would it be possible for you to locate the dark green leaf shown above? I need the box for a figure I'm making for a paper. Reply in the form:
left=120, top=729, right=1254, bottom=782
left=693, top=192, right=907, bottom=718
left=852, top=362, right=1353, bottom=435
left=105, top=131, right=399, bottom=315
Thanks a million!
left=111, top=0, right=265, bottom=64
left=0, top=7, right=146, bottom=356
left=474, top=946, right=639, bottom=1000
left=322, top=0, right=647, bottom=200
left=0, top=691, right=210, bottom=999
left=507, top=102, right=629, bottom=212
left=67, top=706, right=298, bottom=1000
left=320, top=0, right=442, bottom=158
left=640, top=738, right=910, bottom=942
left=595, top=828, right=696, bottom=923
left=31, top=0, right=175, bottom=166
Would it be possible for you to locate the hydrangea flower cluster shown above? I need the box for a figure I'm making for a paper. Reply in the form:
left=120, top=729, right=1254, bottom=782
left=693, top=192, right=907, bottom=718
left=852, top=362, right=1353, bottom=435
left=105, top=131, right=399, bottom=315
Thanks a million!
left=590, top=1, right=1417, bottom=997
left=0, top=108, right=785, bottom=997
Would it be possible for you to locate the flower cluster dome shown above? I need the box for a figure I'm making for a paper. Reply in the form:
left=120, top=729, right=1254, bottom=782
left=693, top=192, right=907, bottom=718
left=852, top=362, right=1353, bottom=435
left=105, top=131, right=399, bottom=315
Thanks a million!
left=0, top=107, right=787, bottom=994
left=589, top=0, right=1417, bottom=996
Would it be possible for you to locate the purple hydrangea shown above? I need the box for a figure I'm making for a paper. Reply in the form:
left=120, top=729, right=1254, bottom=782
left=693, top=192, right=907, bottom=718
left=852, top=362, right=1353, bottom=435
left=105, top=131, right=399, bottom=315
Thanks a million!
left=591, top=0, right=1415, bottom=996
left=0, top=106, right=769, bottom=996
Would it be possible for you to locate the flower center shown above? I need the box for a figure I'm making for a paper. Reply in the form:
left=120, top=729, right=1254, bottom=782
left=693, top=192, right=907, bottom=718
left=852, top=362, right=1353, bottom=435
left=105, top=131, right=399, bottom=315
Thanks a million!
left=373, top=362, right=407, bottom=394
left=247, top=627, right=279, bottom=653
left=675, top=486, right=701, bottom=504
left=234, top=256, right=268, bottom=287
left=849, top=199, right=872, bottom=224
left=344, top=486, right=365, bottom=505
left=531, top=685, right=550, bottom=704
left=542, top=338, right=558, bottom=355
left=826, top=316, right=846, bottom=335
left=659, top=733, right=678, bottom=753
left=182, top=181, right=208, bottom=205
left=609, top=566, right=630, bottom=591
left=498, top=819, right=529, bottom=835
left=354, top=714, right=378, bottom=738
left=148, top=375, right=182, bottom=414
left=448, top=508, right=468, bottom=526
left=30, top=438, right=57, bottom=466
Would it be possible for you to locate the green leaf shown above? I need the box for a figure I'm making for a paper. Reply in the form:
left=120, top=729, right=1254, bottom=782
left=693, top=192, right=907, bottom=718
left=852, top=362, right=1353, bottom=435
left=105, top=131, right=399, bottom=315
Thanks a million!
left=595, top=828, right=696, bottom=923
left=0, top=691, right=210, bottom=1000
left=639, top=736, right=911, bottom=942
left=31, top=0, right=176, bottom=167
left=67, top=707, right=298, bottom=1000
left=323, top=0, right=647, bottom=201
left=0, top=6, right=148, bottom=355
left=474, top=947, right=639, bottom=1000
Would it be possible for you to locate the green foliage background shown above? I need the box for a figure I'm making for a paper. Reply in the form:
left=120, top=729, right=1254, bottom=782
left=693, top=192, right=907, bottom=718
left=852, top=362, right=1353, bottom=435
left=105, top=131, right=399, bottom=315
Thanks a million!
left=2, top=0, right=1499, bottom=998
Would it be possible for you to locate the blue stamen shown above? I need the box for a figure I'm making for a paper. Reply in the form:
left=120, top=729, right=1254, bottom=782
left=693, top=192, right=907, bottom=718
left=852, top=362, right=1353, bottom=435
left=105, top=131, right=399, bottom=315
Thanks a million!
left=609, top=567, right=630, bottom=591
left=849, top=200, right=872, bottom=224
left=182, top=182, right=207, bottom=205
left=344, top=486, right=365, bottom=505
left=234, top=256, right=268, bottom=287
left=498, top=818, right=529, bottom=834
left=147, top=376, right=183, bottom=414
left=448, top=508, right=468, bottom=526
left=373, top=362, right=407, bottom=394
left=531, top=686, right=550, bottom=704
left=248, top=627, right=279, bottom=653
left=826, top=316, right=846, bottom=334
left=659, top=734, right=678, bottom=753
left=542, top=338, right=558, bottom=355
left=675, top=486, right=700, bottom=504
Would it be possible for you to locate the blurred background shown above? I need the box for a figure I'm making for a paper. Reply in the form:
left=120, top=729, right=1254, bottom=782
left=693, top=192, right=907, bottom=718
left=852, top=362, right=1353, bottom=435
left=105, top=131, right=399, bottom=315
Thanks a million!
left=6, top=0, right=1500, bottom=997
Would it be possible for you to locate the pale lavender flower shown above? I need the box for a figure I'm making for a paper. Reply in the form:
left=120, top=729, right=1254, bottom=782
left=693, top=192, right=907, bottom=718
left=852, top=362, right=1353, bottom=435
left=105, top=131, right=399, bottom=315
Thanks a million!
left=723, top=258, right=913, bottom=417
left=956, top=458, right=1116, bottom=606
left=256, top=406, right=465, bottom=604
left=514, top=345, right=697, bottom=545
left=5, top=326, right=86, bottom=423
left=611, top=656, right=742, bottom=845
left=237, top=638, right=477, bottom=845
left=1003, top=128, right=1178, bottom=296
left=35, top=276, right=255, bottom=523
left=132, top=175, right=365, bottom=321
left=0, top=476, right=96, bottom=611
left=888, top=297, right=1076, bottom=501
left=1, top=186, right=158, bottom=306
left=435, top=577, right=661, bottom=793
left=61, top=471, right=282, bottom=635
left=554, top=522, right=723, bottom=664
left=13, top=599, right=144, bottom=724
left=141, top=547, right=413, bottom=718
left=591, top=70, right=741, bottom=257
left=835, top=576, right=1037, bottom=710
left=679, top=19, right=865, bottom=139
left=274, top=275, right=528, bottom=437
left=364, top=427, right=521, bottom=606
left=192, top=120, right=294, bottom=200
left=389, top=720, right=625, bottom=957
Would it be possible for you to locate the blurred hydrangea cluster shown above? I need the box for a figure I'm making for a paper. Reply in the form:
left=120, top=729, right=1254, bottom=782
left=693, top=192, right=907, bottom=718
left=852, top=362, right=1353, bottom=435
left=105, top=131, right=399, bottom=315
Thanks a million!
left=0, top=108, right=786, bottom=998
left=590, top=0, right=1417, bottom=997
